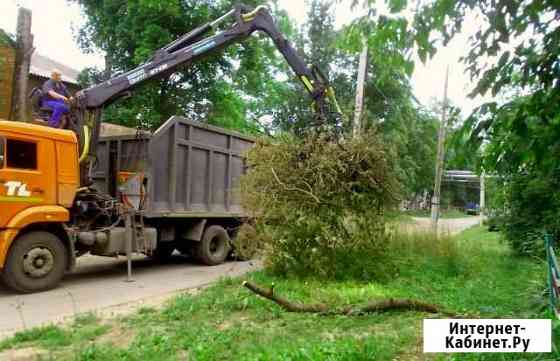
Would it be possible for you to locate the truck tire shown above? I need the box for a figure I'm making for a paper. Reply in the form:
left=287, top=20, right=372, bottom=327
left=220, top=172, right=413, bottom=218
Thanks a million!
left=1, top=231, right=67, bottom=293
left=197, top=225, right=231, bottom=266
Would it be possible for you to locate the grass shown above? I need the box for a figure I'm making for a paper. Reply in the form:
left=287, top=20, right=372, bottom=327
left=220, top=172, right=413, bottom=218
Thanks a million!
left=0, top=313, right=110, bottom=359
left=0, top=226, right=556, bottom=360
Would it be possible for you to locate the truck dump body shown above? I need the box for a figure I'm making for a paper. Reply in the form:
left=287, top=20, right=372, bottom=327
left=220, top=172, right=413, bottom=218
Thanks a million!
left=93, top=116, right=254, bottom=218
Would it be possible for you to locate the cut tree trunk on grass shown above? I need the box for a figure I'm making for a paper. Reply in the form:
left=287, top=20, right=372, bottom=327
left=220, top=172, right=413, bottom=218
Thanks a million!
left=242, top=281, right=457, bottom=316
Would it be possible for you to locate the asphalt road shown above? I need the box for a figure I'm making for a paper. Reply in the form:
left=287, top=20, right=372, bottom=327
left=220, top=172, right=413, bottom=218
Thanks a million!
left=0, top=254, right=259, bottom=339
left=410, top=216, right=482, bottom=235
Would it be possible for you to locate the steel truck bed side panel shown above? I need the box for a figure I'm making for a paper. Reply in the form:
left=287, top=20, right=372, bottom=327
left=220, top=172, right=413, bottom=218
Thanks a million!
left=148, top=116, right=253, bottom=217
left=93, top=116, right=254, bottom=218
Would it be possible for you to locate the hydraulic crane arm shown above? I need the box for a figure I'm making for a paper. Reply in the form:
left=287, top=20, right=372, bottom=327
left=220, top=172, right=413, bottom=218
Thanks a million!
left=78, top=4, right=338, bottom=111
left=74, top=4, right=342, bottom=184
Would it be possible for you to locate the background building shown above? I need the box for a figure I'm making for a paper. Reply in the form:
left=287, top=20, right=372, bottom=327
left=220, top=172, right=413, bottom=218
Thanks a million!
left=0, top=29, right=80, bottom=121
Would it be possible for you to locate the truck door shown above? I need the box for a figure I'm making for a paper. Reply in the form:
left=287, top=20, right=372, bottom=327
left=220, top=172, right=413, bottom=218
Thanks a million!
left=0, top=135, right=56, bottom=228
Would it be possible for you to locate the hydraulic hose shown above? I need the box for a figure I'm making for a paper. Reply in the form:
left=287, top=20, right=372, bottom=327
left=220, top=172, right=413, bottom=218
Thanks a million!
left=78, top=125, right=90, bottom=164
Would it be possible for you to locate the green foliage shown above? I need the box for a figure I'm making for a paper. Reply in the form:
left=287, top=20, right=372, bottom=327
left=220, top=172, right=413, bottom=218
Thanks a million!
left=231, top=223, right=263, bottom=260
left=395, top=0, right=560, bottom=178
left=445, top=104, right=480, bottom=172
left=0, top=325, right=68, bottom=351
left=439, top=1, right=560, bottom=255
left=0, top=313, right=108, bottom=352
left=73, top=0, right=277, bottom=133
left=0, top=30, right=14, bottom=83
left=388, top=229, right=465, bottom=278
left=258, top=0, right=350, bottom=133
left=75, top=0, right=439, bottom=201
left=0, top=29, right=15, bottom=47
left=489, top=172, right=560, bottom=256
left=339, top=4, right=441, bottom=201
left=305, top=0, right=337, bottom=76
left=240, top=132, right=400, bottom=280
left=357, top=0, right=560, bottom=253
left=382, top=108, right=439, bottom=200
left=349, top=0, right=559, bottom=194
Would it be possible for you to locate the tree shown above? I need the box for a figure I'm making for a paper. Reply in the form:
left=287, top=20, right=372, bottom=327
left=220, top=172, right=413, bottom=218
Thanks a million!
left=254, top=0, right=346, bottom=133
left=305, top=0, right=337, bottom=76
left=350, top=0, right=559, bottom=175
left=373, top=0, right=560, bottom=252
left=419, top=1, right=560, bottom=252
left=75, top=0, right=440, bottom=205
left=73, top=0, right=280, bottom=133
left=416, top=1, right=560, bottom=177
left=337, top=4, right=441, bottom=202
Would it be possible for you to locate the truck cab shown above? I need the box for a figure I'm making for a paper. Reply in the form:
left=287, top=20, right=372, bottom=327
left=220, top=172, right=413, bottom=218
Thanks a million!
left=0, top=120, right=79, bottom=293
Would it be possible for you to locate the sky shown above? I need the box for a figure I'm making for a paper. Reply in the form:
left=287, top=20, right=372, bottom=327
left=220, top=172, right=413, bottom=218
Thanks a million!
left=0, top=0, right=487, bottom=115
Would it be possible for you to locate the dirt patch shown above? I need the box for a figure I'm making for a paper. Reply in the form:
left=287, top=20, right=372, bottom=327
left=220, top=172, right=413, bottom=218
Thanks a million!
left=0, top=347, right=46, bottom=361
left=216, top=312, right=251, bottom=331
left=404, top=216, right=481, bottom=235
left=95, top=323, right=136, bottom=348
left=79, top=287, right=209, bottom=348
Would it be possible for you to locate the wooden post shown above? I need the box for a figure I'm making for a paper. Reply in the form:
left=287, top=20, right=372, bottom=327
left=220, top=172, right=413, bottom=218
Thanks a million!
left=11, top=7, right=34, bottom=122
left=353, top=43, right=368, bottom=138
left=430, top=67, right=449, bottom=233
left=104, top=54, right=112, bottom=80
left=125, top=211, right=134, bottom=283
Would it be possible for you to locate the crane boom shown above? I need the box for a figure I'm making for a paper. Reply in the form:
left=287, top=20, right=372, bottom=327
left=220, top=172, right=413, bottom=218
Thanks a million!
left=74, top=4, right=342, bottom=184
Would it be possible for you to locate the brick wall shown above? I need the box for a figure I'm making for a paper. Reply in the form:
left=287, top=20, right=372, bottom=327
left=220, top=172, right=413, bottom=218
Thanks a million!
left=0, top=45, right=16, bottom=120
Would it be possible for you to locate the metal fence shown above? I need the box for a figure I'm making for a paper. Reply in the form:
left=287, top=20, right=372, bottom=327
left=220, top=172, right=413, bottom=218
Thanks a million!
left=546, top=234, right=560, bottom=318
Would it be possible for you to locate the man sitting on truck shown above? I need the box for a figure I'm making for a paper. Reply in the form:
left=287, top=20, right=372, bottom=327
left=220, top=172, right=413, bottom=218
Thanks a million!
left=42, top=69, right=73, bottom=129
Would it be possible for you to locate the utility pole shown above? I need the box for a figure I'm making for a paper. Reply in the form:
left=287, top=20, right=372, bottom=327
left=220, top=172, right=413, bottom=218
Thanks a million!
left=104, top=54, right=112, bottom=80
left=479, top=172, right=485, bottom=226
left=11, top=7, right=34, bottom=122
left=430, top=66, right=449, bottom=233
left=353, top=43, right=368, bottom=138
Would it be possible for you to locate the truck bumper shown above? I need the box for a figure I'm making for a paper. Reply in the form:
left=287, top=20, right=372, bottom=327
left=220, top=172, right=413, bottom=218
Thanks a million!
left=0, top=229, right=18, bottom=269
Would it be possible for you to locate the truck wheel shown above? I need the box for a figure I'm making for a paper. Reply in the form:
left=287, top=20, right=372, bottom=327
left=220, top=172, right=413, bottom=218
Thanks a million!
left=197, top=225, right=231, bottom=266
left=1, top=231, right=67, bottom=293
